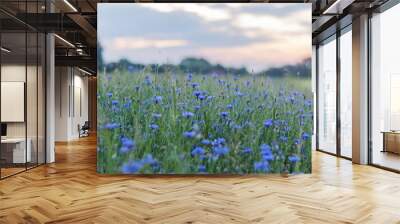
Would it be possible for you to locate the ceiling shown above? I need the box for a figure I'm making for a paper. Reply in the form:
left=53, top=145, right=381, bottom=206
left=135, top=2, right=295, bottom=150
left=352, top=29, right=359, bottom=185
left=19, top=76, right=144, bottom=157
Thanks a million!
left=0, top=0, right=393, bottom=74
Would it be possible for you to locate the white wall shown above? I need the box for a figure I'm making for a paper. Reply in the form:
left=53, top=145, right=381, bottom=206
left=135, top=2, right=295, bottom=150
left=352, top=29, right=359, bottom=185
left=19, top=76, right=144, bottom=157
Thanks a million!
left=1, top=65, right=26, bottom=141
left=55, top=67, right=89, bottom=141
left=1, top=65, right=35, bottom=138
left=70, top=70, right=89, bottom=138
left=55, top=67, right=69, bottom=141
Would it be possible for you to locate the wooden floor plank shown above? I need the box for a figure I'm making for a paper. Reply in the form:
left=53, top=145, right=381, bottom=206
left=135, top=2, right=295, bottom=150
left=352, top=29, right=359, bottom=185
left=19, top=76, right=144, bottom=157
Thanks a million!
left=0, top=135, right=400, bottom=223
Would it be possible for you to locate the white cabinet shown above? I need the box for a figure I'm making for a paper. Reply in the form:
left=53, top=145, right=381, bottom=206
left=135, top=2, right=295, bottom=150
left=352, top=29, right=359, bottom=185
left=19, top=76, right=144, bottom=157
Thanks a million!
left=1, top=138, right=32, bottom=163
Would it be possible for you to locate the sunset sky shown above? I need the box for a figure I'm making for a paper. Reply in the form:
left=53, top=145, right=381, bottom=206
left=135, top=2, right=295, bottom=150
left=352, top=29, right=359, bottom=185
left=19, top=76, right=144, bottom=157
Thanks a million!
left=98, top=3, right=311, bottom=72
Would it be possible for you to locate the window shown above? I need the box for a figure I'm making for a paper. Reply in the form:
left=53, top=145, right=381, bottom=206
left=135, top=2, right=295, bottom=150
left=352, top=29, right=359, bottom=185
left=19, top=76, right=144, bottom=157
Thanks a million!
left=371, top=3, right=400, bottom=171
left=317, top=36, right=337, bottom=154
left=339, top=28, right=352, bottom=158
left=0, top=1, right=46, bottom=179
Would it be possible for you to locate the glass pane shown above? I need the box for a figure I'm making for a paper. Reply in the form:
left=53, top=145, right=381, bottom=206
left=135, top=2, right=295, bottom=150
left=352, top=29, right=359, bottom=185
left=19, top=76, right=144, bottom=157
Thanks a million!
left=312, top=45, right=317, bottom=150
left=1, top=30, right=27, bottom=177
left=38, top=33, right=45, bottom=165
left=26, top=0, right=38, bottom=169
left=317, top=37, right=337, bottom=154
left=27, top=31, right=38, bottom=169
left=340, top=29, right=352, bottom=158
left=371, top=4, right=400, bottom=171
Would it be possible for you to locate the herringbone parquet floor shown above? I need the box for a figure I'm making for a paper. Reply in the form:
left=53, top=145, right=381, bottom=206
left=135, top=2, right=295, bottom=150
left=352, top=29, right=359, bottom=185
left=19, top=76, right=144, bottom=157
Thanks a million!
left=1, top=135, right=400, bottom=224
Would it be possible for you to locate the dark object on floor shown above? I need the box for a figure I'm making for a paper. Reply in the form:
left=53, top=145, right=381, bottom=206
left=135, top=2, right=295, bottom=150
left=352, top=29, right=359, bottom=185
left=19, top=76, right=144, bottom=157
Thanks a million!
left=1, top=123, right=7, bottom=137
left=79, top=121, right=90, bottom=138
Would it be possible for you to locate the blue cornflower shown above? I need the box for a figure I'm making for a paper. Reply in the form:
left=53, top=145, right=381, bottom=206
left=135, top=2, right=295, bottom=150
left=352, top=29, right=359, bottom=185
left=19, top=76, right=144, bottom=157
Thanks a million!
left=288, top=96, right=296, bottom=104
left=305, top=99, right=312, bottom=107
left=182, top=111, right=195, bottom=118
left=262, top=153, right=275, bottom=161
left=152, top=113, right=162, bottom=119
left=123, top=100, right=132, bottom=108
left=220, top=111, right=229, bottom=118
left=194, top=105, right=201, bottom=111
left=201, top=139, right=211, bottom=145
left=153, top=96, right=163, bottom=104
left=288, top=155, right=300, bottom=163
left=141, top=154, right=158, bottom=165
left=213, top=146, right=229, bottom=156
left=193, top=90, right=202, bottom=98
left=149, top=124, right=159, bottom=130
left=242, top=147, right=252, bottom=154
left=191, top=146, right=205, bottom=157
left=302, top=132, right=310, bottom=141
left=120, top=137, right=135, bottom=153
left=183, top=131, right=196, bottom=138
left=264, top=119, right=273, bottom=128
left=104, top=123, right=119, bottom=130
left=260, top=144, right=272, bottom=154
left=254, top=161, right=269, bottom=172
left=227, top=104, right=233, bottom=110
left=198, top=165, right=206, bottom=172
left=212, top=138, right=226, bottom=146
left=187, top=73, right=193, bottom=81
left=121, top=161, right=143, bottom=174
left=106, top=92, right=113, bottom=97
left=191, top=82, right=200, bottom=88
left=260, top=144, right=274, bottom=161
left=198, top=95, right=206, bottom=101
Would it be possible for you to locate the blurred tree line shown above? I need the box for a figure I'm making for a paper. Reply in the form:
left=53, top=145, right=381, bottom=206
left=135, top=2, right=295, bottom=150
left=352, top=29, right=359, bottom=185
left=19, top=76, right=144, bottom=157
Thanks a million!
left=98, top=44, right=311, bottom=78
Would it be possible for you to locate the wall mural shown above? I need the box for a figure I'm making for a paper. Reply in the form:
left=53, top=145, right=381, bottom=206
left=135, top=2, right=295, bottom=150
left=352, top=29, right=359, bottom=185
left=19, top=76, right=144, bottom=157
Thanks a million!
left=97, top=3, right=312, bottom=174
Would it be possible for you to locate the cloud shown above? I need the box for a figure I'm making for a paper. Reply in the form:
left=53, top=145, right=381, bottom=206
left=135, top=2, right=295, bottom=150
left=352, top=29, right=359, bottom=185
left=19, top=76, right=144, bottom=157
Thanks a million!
left=234, top=13, right=307, bottom=34
left=98, top=3, right=311, bottom=71
left=112, top=37, right=188, bottom=49
left=138, top=3, right=231, bottom=22
left=198, top=35, right=310, bottom=72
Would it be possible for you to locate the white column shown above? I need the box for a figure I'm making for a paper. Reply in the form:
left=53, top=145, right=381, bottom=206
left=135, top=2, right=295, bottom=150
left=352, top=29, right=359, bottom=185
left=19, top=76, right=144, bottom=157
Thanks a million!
left=45, top=0, right=56, bottom=163
left=352, top=14, right=369, bottom=164
left=46, top=32, right=55, bottom=163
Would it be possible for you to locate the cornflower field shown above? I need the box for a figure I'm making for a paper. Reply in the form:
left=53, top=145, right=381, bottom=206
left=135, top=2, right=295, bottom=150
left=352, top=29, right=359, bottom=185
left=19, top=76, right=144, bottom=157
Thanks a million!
left=97, top=68, right=312, bottom=174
